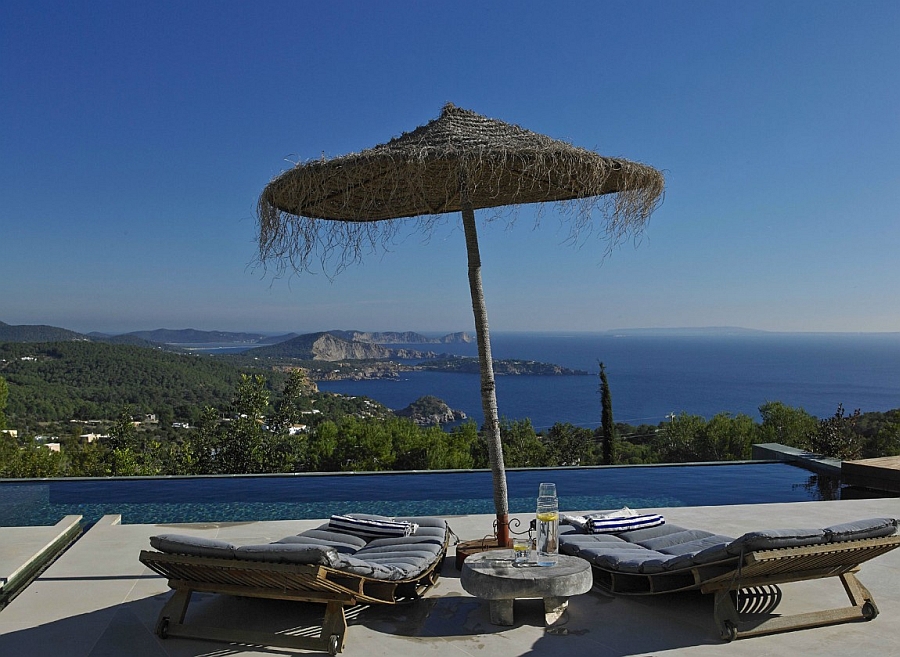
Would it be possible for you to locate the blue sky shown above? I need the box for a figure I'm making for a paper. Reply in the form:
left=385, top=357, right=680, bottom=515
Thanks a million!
left=2, top=1, right=898, bottom=335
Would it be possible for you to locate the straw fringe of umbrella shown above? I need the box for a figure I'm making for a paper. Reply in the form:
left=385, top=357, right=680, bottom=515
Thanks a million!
left=258, top=103, right=664, bottom=276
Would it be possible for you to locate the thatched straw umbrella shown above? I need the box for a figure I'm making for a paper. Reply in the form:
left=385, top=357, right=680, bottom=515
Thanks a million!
left=258, top=103, right=664, bottom=547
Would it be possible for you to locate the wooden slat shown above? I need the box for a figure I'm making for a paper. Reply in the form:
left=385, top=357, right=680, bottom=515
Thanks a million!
left=748, top=535, right=900, bottom=564
left=713, top=572, right=878, bottom=641
left=699, top=536, right=900, bottom=591
left=730, top=604, right=872, bottom=639
left=170, top=580, right=355, bottom=604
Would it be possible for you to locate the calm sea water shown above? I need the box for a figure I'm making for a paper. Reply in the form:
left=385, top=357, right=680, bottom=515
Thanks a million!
left=318, top=332, right=900, bottom=430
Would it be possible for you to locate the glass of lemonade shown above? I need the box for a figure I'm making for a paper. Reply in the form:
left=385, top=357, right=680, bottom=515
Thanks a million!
left=513, top=538, right=531, bottom=564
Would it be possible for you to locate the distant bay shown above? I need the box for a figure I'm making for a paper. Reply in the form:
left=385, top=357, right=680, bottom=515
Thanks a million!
left=316, top=332, right=900, bottom=430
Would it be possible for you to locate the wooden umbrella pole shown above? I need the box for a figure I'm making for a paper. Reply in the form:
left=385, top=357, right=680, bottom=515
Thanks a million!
left=461, top=203, right=510, bottom=547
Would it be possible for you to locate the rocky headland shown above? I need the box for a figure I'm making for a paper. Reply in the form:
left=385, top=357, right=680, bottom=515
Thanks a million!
left=395, top=395, right=467, bottom=426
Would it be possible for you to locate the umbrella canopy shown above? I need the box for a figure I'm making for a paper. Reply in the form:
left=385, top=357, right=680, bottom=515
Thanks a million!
left=258, top=103, right=664, bottom=546
left=258, top=103, right=663, bottom=272
left=261, top=103, right=661, bottom=220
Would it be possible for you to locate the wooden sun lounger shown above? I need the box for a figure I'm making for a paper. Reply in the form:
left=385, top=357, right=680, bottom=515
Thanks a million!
left=560, top=516, right=900, bottom=641
left=597, top=534, right=900, bottom=641
left=140, top=520, right=449, bottom=655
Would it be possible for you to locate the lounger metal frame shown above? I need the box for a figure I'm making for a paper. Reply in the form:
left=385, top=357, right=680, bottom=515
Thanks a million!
left=587, top=534, right=900, bottom=641
left=139, top=528, right=449, bottom=655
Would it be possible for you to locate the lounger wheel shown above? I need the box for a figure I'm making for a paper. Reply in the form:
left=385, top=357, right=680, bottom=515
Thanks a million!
left=862, top=601, right=878, bottom=620
left=327, top=633, right=341, bottom=655
left=156, top=617, right=170, bottom=639
left=721, top=620, right=738, bottom=642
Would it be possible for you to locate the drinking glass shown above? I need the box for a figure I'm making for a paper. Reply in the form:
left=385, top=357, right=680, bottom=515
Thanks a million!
left=513, top=538, right=531, bottom=564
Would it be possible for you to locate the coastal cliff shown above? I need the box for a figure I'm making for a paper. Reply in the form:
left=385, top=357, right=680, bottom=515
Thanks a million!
left=327, top=330, right=473, bottom=344
left=250, top=332, right=435, bottom=361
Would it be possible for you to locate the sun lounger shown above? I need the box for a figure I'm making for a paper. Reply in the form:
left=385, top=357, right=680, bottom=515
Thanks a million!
left=559, top=515, right=900, bottom=640
left=139, top=514, right=450, bottom=655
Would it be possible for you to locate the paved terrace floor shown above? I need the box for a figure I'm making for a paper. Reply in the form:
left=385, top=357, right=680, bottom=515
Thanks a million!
left=0, top=498, right=898, bottom=656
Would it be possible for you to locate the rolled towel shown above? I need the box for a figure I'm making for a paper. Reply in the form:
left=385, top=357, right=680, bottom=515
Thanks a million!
left=560, top=514, right=591, bottom=531
left=589, top=513, right=665, bottom=534
left=561, top=508, right=665, bottom=534
left=329, top=515, right=418, bottom=539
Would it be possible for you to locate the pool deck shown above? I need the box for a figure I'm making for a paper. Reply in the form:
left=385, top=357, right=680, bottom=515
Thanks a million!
left=1, top=498, right=899, bottom=656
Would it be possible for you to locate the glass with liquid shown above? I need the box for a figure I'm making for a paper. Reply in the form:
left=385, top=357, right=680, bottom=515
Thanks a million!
left=536, top=483, right=559, bottom=566
left=513, top=538, right=531, bottom=564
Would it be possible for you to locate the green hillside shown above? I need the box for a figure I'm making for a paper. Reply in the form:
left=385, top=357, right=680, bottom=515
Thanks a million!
left=0, top=321, right=87, bottom=343
left=0, top=341, right=257, bottom=423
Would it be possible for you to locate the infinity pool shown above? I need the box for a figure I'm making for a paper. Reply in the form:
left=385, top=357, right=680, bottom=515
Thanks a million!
left=0, top=462, right=844, bottom=527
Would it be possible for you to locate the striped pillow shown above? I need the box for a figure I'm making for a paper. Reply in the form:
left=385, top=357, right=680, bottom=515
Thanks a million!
left=589, top=514, right=665, bottom=534
left=329, top=515, right=418, bottom=539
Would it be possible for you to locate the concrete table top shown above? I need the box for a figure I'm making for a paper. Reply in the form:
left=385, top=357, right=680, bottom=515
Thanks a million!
left=460, top=549, right=592, bottom=626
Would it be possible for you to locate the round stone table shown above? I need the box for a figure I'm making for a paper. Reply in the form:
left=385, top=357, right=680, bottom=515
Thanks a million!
left=460, top=550, right=592, bottom=626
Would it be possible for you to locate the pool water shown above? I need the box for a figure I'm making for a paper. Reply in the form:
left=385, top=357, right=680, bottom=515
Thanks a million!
left=0, top=462, right=847, bottom=527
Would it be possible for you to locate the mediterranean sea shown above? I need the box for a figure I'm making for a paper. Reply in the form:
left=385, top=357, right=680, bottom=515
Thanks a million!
left=317, top=332, right=900, bottom=430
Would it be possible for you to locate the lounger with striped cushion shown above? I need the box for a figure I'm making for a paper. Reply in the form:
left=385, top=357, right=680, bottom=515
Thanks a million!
left=140, top=514, right=449, bottom=655
left=560, top=515, right=900, bottom=641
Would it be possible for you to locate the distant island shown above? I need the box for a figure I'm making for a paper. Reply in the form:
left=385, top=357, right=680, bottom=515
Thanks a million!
left=605, top=326, right=770, bottom=337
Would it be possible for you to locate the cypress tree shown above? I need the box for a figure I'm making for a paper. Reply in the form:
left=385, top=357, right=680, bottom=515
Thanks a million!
left=599, top=362, right=617, bottom=465
left=0, top=375, right=7, bottom=430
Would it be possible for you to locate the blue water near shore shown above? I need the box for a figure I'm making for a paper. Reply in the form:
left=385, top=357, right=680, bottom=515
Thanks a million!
left=318, top=332, right=900, bottom=430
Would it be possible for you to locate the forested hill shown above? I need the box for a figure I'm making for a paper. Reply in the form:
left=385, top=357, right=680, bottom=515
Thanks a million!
left=0, top=321, right=87, bottom=343
left=123, top=328, right=296, bottom=345
left=0, top=341, right=255, bottom=422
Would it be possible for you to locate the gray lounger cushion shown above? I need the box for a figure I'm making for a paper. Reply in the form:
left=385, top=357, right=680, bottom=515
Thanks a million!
left=277, top=528, right=368, bottom=553
left=591, top=548, right=672, bottom=574
left=635, top=528, right=720, bottom=551
left=150, top=534, right=236, bottom=559
left=826, top=517, right=898, bottom=541
left=616, top=523, right=689, bottom=543
left=234, top=543, right=341, bottom=566
left=149, top=514, right=447, bottom=581
left=726, top=527, right=826, bottom=554
left=559, top=515, right=898, bottom=575
left=332, top=555, right=410, bottom=580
